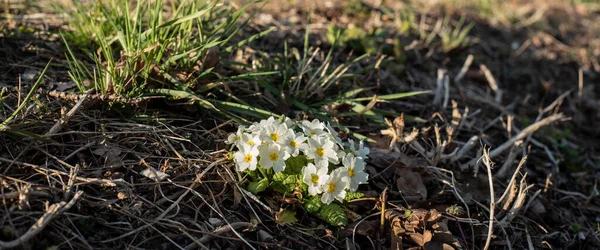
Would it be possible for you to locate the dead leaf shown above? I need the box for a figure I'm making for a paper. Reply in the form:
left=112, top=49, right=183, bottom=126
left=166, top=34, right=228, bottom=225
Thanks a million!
left=368, top=148, right=425, bottom=170
left=380, top=115, right=405, bottom=148
left=424, top=241, right=443, bottom=250
left=396, top=168, right=428, bottom=201
left=140, top=167, right=169, bottom=181
left=390, top=214, right=404, bottom=250
left=92, top=145, right=122, bottom=158
left=93, top=144, right=123, bottom=166
left=343, top=220, right=378, bottom=237
left=344, top=207, right=362, bottom=222
left=427, top=209, right=442, bottom=224
left=408, top=233, right=425, bottom=246
left=423, top=230, right=433, bottom=243
left=48, top=81, right=76, bottom=92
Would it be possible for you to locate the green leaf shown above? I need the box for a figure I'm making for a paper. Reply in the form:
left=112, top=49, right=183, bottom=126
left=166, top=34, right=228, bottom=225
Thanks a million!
left=300, top=183, right=309, bottom=195
left=304, top=195, right=323, bottom=214
left=247, top=178, right=269, bottom=195
left=318, top=203, right=348, bottom=226
left=348, top=101, right=386, bottom=126
left=272, top=172, right=299, bottom=193
left=276, top=208, right=298, bottom=225
left=283, top=155, right=308, bottom=175
left=344, top=191, right=365, bottom=201
left=303, top=195, right=349, bottom=226
left=244, top=168, right=259, bottom=180
left=347, top=90, right=431, bottom=102
left=2, top=60, right=51, bottom=126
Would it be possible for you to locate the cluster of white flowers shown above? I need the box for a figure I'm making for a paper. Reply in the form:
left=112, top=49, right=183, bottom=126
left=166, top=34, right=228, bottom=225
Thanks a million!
left=227, top=116, right=370, bottom=204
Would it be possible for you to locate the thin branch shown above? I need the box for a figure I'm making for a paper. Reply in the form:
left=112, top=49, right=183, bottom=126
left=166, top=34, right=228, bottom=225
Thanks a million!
left=455, top=54, right=474, bottom=82
left=489, top=114, right=566, bottom=159
left=184, top=222, right=254, bottom=250
left=45, top=90, right=92, bottom=136
left=0, top=191, right=83, bottom=249
left=433, top=69, right=445, bottom=105
left=442, top=75, right=450, bottom=108
left=480, top=64, right=502, bottom=104
left=480, top=149, right=495, bottom=250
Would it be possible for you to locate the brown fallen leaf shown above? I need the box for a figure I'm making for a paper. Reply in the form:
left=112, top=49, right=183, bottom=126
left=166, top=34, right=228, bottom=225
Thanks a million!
left=342, top=220, right=378, bottom=238
left=390, top=212, right=405, bottom=250
left=381, top=115, right=405, bottom=148
left=368, top=148, right=425, bottom=170
left=408, top=232, right=426, bottom=247
left=396, top=168, right=428, bottom=201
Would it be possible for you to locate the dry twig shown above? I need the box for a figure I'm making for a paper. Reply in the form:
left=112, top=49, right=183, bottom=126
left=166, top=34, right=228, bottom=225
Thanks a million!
left=480, top=149, right=495, bottom=250
left=479, top=64, right=502, bottom=104
left=0, top=191, right=83, bottom=249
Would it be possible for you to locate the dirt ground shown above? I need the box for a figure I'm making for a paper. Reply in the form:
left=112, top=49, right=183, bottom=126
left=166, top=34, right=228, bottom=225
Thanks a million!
left=1, top=0, right=599, bottom=249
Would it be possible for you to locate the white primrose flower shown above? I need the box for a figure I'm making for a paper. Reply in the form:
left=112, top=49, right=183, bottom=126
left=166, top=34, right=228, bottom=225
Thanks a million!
left=282, top=130, right=308, bottom=157
left=283, top=116, right=296, bottom=128
left=262, top=122, right=289, bottom=145
left=305, top=136, right=339, bottom=168
left=258, top=143, right=289, bottom=172
left=321, top=168, right=350, bottom=204
left=239, top=133, right=260, bottom=147
left=247, top=116, right=277, bottom=135
left=341, top=153, right=369, bottom=191
left=302, top=163, right=329, bottom=196
left=300, top=119, right=327, bottom=137
left=226, top=125, right=246, bottom=145
left=325, top=122, right=343, bottom=146
left=233, top=144, right=259, bottom=171
left=336, top=149, right=347, bottom=162
left=348, top=139, right=370, bottom=159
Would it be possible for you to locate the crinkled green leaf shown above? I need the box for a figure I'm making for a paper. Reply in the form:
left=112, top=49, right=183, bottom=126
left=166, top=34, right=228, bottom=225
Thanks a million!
left=304, top=195, right=323, bottom=214
left=300, top=183, right=309, bottom=195
left=272, top=172, right=299, bottom=193
left=276, top=208, right=298, bottom=225
left=303, top=196, right=348, bottom=226
left=247, top=178, right=269, bottom=195
left=244, top=168, right=259, bottom=180
left=283, top=155, right=307, bottom=175
left=317, top=203, right=348, bottom=227
left=344, top=191, right=365, bottom=201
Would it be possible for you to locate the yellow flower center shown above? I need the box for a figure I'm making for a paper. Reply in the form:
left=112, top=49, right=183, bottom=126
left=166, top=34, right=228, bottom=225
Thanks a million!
left=269, top=152, right=279, bottom=161
left=311, top=175, right=319, bottom=184
left=348, top=168, right=355, bottom=177
left=310, top=131, right=316, bottom=135
left=327, top=183, right=336, bottom=192
left=235, top=135, right=240, bottom=141
left=270, top=133, right=279, bottom=142
left=248, top=141, right=255, bottom=146
left=244, top=154, right=253, bottom=163
left=289, top=140, right=297, bottom=147
left=261, top=141, right=266, bottom=145
left=316, top=147, right=325, bottom=157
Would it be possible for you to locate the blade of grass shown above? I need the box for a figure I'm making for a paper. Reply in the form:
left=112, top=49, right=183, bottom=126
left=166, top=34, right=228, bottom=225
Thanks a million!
left=347, top=90, right=431, bottom=102
left=1, top=60, right=52, bottom=126
left=146, top=88, right=218, bottom=111
left=212, top=100, right=280, bottom=118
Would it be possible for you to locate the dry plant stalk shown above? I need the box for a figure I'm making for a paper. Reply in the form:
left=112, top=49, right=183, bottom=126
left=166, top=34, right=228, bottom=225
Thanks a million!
left=455, top=54, right=474, bottom=82
left=496, top=140, right=523, bottom=179
left=433, top=69, right=446, bottom=105
left=45, top=90, right=91, bottom=136
left=480, top=149, right=495, bottom=250
left=0, top=191, right=83, bottom=249
left=442, top=75, right=450, bottom=108
left=489, top=114, right=565, bottom=159
left=480, top=64, right=502, bottom=104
